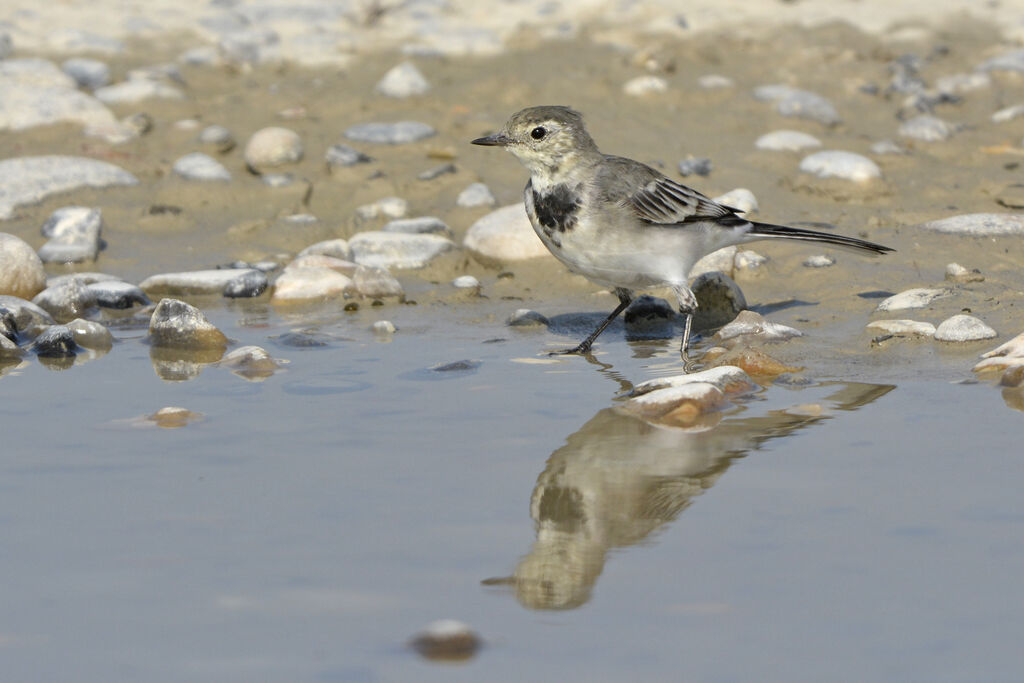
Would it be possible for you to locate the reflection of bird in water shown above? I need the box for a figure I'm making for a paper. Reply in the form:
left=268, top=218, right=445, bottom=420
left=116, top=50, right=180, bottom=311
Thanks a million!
left=485, top=383, right=893, bottom=610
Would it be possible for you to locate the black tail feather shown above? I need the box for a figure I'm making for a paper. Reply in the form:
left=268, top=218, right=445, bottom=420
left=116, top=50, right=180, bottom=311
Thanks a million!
left=747, top=222, right=894, bottom=256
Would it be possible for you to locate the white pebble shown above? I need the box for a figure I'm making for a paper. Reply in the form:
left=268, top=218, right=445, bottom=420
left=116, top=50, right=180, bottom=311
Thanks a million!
left=934, top=314, right=997, bottom=342
left=464, top=204, right=550, bottom=264
left=244, top=127, right=303, bottom=171
left=875, top=288, right=949, bottom=312
left=698, top=74, right=734, bottom=89
left=452, top=275, right=479, bottom=289
left=799, top=150, right=881, bottom=182
left=917, top=213, right=1024, bottom=236
left=0, top=233, right=46, bottom=299
left=372, top=320, right=396, bottom=335
left=355, top=196, right=408, bottom=221
left=755, top=130, right=822, bottom=152
left=172, top=152, right=231, bottom=181
left=866, top=319, right=936, bottom=337
left=271, top=267, right=355, bottom=303
left=803, top=254, right=836, bottom=268
left=456, top=182, right=496, bottom=208
left=898, top=114, right=955, bottom=142
left=992, top=104, right=1024, bottom=123
left=623, top=75, right=667, bottom=96
left=735, top=250, right=768, bottom=270
left=713, top=188, right=758, bottom=215
left=375, top=61, right=430, bottom=98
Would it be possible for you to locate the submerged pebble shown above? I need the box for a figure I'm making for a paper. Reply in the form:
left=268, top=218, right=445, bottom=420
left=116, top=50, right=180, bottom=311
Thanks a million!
left=410, top=619, right=481, bottom=661
left=620, top=380, right=730, bottom=428
left=66, top=317, right=113, bottom=349
left=148, top=298, right=228, bottom=349
left=219, top=345, right=281, bottom=380
left=713, top=310, right=803, bottom=346
left=799, top=150, right=881, bottom=181
left=934, top=314, right=997, bottom=342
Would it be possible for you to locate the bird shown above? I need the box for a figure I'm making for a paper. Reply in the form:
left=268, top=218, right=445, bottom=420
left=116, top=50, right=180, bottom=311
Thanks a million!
left=471, top=105, right=893, bottom=359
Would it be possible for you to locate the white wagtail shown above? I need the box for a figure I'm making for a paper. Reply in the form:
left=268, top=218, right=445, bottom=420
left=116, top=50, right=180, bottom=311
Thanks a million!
left=472, top=106, right=893, bottom=358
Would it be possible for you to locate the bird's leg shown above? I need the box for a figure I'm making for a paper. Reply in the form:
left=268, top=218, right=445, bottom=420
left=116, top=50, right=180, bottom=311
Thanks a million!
left=672, top=285, right=699, bottom=370
left=551, top=288, right=633, bottom=356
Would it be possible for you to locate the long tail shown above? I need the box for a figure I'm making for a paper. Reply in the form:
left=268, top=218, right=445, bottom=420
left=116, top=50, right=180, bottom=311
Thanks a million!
left=746, top=221, right=894, bottom=256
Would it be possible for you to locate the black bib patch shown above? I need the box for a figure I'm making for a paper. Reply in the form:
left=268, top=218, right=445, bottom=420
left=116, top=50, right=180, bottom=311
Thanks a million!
left=532, top=184, right=581, bottom=236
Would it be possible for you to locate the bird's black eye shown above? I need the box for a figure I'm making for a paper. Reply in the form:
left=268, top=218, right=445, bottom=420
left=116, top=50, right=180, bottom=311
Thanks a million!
left=530, top=126, right=547, bottom=140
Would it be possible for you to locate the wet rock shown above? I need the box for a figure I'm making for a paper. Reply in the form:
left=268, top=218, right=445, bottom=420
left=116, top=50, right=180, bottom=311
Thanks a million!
left=865, top=319, right=936, bottom=337
left=691, top=272, right=747, bottom=330
left=464, top=203, right=549, bottom=264
left=375, top=61, right=430, bottom=97
left=30, top=324, right=78, bottom=357
left=705, top=346, right=803, bottom=378
left=148, top=298, right=228, bottom=350
left=0, top=295, right=56, bottom=338
left=355, top=196, right=408, bottom=221
left=698, top=74, right=734, bottom=89
left=37, top=206, right=103, bottom=264
left=0, top=233, right=47, bottom=299
left=974, top=331, right=1024, bottom=373
left=382, top=216, right=450, bottom=236
left=198, top=124, right=236, bottom=153
left=243, top=127, right=303, bottom=172
left=945, top=262, right=984, bottom=283
left=87, top=280, right=150, bottom=309
left=898, top=114, right=955, bottom=142
left=452, top=275, right=480, bottom=289
left=623, top=75, right=668, bottom=96
left=799, top=150, right=881, bottom=182
left=689, top=246, right=737, bottom=279
left=0, top=155, right=137, bottom=220
left=372, top=320, right=396, bottom=335
left=325, top=143, right=371, bottom=169
left=223, top=270, right=268, bottom=298
left=140, top=269, right=266, bottom=296
left=507, top=309, right=549, bottom=327
left=623, top=295, right=677, bottom=336
left=628, top=365, right=758, bottom=398
left=31, top=278, right=98, bottom=321
left=61, top=57, right=111, bottom=89
left=916, top=213, right=1024, bottom=236
left=66, top=317, right=113, bottom=349
left=620, top=380, right=730, bottom=428
left=287, top=254, right=357, bottom=276
left=172, top=152, right=231, bottom=181
left=934, top=314, right=996, bottom=342
left=298, top=238, right=352, bottom=261
left=678, top=156, right=712, bottom=177
left=875, top=287, right=949, bottom=311
left=94, top=79, right=184, bottom=103
left=713, top=310, right=802, bottom=346
left=353, top=265, right=403, bottom=298
left=803, top=254, right=836, bottom=268
left=146, top=406, right=203, bottom=428
left=0, top=331, right=18, bottom=356
left=0, top=308, right=16, bottom=343
left=755, top=129, right=821, bottom=151
left=219, top=345, right=281, bottom=381
left=753, top=84, right=841, bottom=126
left=344, top=121, right=436, bottom=145
left=348, top=231, right=455, bottom=269
left=456, top=182, right=496, bottom=208
left=410, top=620, right=481, bottom=661
left=270, top=267, right=355, bottom=303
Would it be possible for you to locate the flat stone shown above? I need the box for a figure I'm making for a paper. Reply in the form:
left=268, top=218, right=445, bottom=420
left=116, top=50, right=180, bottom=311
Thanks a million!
left=452, top=275, right=480, bottom=289
left=0, top=295, right=56, bottom=338
left=0, top=233, right=47, bottom=299
left=37, top=206, right=103, bottom=263
left=325, top=143, right=371, bottom=169
left=353, top=265, right=403, bottom=298
left=875, top=288, right=949, bottom=312
left=270, top=267, right=355, bottom=303
left=31, top=278, right=98, bottom=322
left=222, top=269, right=268, bottom=298
left=172, top=152, right=231, bottom=181
left=411, top=620, right=481, bottom=661
left=149, top=298, right=228, bottom=350
left=355, top=196, right=408, bottom=221
left=0, top=155, right=138, bottom=220
left=916, top=213, right=1024, bottom=236
left=140, top=268, right=266, bottom=296
left=898, top=114, right=955, bottom=142
left=934, top=314, right=997, bottom=342
left=865, top=319, right=936, bottom=337
left=713, top=310, right=802, bottom=346
left=344, top=121, right=436, bottom=145
left=382, top=216, right=450, bottom=236
left=31, top=324, right=78, bottom=357
left=692, top=272, right=747, bottom=330
left=698, top=74, right=734, bottom=89
left=94, top=79, right=184, bottom=103
left=753, top=84, right=841, bottom=126
left=623, top=75, right=668, bottom=96
left=628, top=365, right=758, bottom=400
left=298, top=238, right=351, bottom=261
left=348, top=231, right=455, bottom=269
left=974, top=331, right=1024, bottom=373
left=375, top=61, right=430, bottom=97
left=66, top=317, right=112, bottom=349
left=87, top=280, right=149, bottom=308
left=219, top=345, right=281, bottom=381
left=456, top=182, right=496, bottom=208
left=244, top=127, right=303, bottom=171
left=619, top=381, right=731, bottom=428
left=287, top=254, right=357, bottom=277
left=992, top=104, right=1024, bottom=124
left=755, top=129, right=822, bottom=151
left=799, top=150, right=881, bottom=182
left=978, top=49, right=1024, bottom=72
left=464, top=203, right=550, bottom=264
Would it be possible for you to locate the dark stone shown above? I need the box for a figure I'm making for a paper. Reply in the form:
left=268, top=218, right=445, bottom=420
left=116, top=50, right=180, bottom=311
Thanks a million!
left=677, top=156, right=712, bottom=177
left=223, top=269, right=268, bottom=298
left=31, top=325, right=79, bottom=357
left=88, top=281, right=151, bottom=309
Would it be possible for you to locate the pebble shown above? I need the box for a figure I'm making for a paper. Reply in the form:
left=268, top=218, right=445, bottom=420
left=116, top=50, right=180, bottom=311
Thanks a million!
left=753, top=84, right=841, bottom=126
left=198, top=124, right=236, bottom=153
left=713, top=310, right=803, bottom=346
left=623, top=295, right=676, bottom=335
left=678, top=156, right=712, bottom=177
left=270, top=267, right=355, bottom=303
left=418, top=162, right=456, bottom=181
left=145, top=406, right=203, bottom=428
left=66, top=317, right=113, bottom=349
left=713, top=188, right=758, bottom=214
left=382, top=216, right=451, bottom=236
left=875, top=287, right=949, bottom=311
left=799, top=150, right=882, bottom=182
left=46, top=29, right=123, bottom=54
left=456, top=182, right=496, bottom=208
left=87, top=280, right=150, bottom=308
left=698, top=74, right=734, bottom=89
left=348, top=232, right=455, bottom=269
left=172, top=152, right=231, bottom=181
left=148, top=298, right=228, bottom=349
left=0, top=62, right=120, bottom=135
left=30, top=324, right=78, bottom=357
left=343, top=121, right=436, bottom=145
left=689, top=245, right=737, bottom=278
left=37, top=206, right=103, bottom=264
left=735, top=250, right=768, bottom=271
left=992, top=104, right=1024, bottom=123
left=978, top=49, right=1024, bottom=72
left=452, top=275, right=480, bottom=289
left=755, top=129, right=822, bottom=152
left=325, top=143, right=371, bottom=169
left=0, top=155, right=138, bottom=220
left=31, top=278, right=98, bottom=321
left=298, top=239, right=351, bottom=261
left=627, top=365, right=758, bottom=398
left=691, top=272, right=747, bottom=329
left=375, top=61, right=430, bottom=97
left=61, top=57, right=111, bottom=89
left=0, top=233, right=47, bottom=299
left=223, top=269, right=268, bottom=298
left=140, top=269, right=267, bottom=297
left=995, top=184, right=1024, bottom=209
left=286, top=254, right=357, bottom=276
left=218, top=345, right=281, bottom=380
left=706, top=347, right=803, bottom=378
left=916, top=213, right=1024, bottom=236
left=898, top=114, right=955, bottom=142
left=623, top=75, right=668, bottom=96
left=934, top=72, right=990, bottom=95
left=974, top=332, right=1024, bottom=373
left=0, top=308, right=16, bottom=343
left=372, top=320, right=397, bottom=335
left=94, top=79, right=184, bottom=103
left=0, top=295, right=56, bottom=338
left=934, top=314, right=997, bottom=342
left=260, top=173, right=295, bottom=187
left=244, top=127, right=303, bottom=171
left=803, top=254, right=836, bottom=268
left=866, top=319, right=936, bottom=337
left=353, top=265, right=404, bottom=298
left=945, top=262, right=984, bottom=283
left=355, top=196, right=408, bottom=221
left=870, top=140, right=907, bottom=155
left=0, top=331, right=18, bottom=355
left=507, top=308, right=549, bottom=327
left=619, top=380, right=730, bottom=428
left=410, top=620, right=481, bottom=661
left=463, top=203, right=550, bottom=264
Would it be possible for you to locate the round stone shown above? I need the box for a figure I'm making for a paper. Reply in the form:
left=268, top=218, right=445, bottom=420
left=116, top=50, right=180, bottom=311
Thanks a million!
left=172, top=152, right=231, bottom=181
left=0, top=233, right=46, bottom=299
left=799, top=150, right=882, bottom=182
left=375, top=61, right=430, bottom=97
left=463, top=204, right=550, bottom=264
left=148, top=298, right=228, bottom=349
left=244, top=127, right=304, bottom=171
left=452, top=275, right=480, bottom=289
left=623, top=75, right=668, bottom=96
left=934, top=314, right=997, bottom=342
left=456, top=182, right=496, bottom=208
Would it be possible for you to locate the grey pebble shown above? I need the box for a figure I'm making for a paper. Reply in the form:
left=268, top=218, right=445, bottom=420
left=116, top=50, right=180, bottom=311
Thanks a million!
left=507, top=309, right=549, bottom=327
left=692, top=272, right=747, bottom=330
left=353, top=265, right=404, bottom=298
left=32, top=278, right=98, bottom=322
left=198, top=124, right=236, bottom=153
left=375, top=61, right=430, bottom=98
left=94, top=79, right=184, bottom=104
left=0, top=295, right=56, bottom=338
left=223, top=270, right=268, bottom=298
left=344, top=121, right=436, bottom=145
left=38, top=206, right=103, bottom=264
left=934, top=314, right=997, bottom=342
left=382, top=217, right=451, bottom=236
left=917, top=213, right=1024, bottom=236
left=348, top=232, right=455, bottom=269
left=61, top=58, right=111, bottom=89
left=87, top=280, right=150, bottom=308
left=66, top=318, right=113, bottom=349
left=325, top=143, right=371, bottom=169
left=456, top=182, right=496, bottom=208
left=870, top=139, right=907, bottom=155
left=898, top=114, right=955, bottom=142
left=31, top=324, right=78, bottom=357
left=978, top=49, right=1024, bottom=72
left=148, top=298, right=227, bottom=350
left=624, top=295, right=677, bottom=337
left=418, top=162, right=456, bottom=180
left=753, top=84, right=841, bottom=126
left=0, top=155, right=137, bottom=220
left=140, top=268, right=267, bottom=296
left=875, top=288, right=949, bottom=312
left=678, top=156, right=712, bottom=177
left=46, top=29, right=123, bottom=55
left=173, top=152, right=232, bottom=181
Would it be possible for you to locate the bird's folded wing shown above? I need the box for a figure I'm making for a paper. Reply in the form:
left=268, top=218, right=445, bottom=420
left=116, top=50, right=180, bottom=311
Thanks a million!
left=627, top=177, right=738, bottom=225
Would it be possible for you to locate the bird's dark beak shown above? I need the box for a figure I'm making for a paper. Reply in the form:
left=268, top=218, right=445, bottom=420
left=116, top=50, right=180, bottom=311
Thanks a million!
left=471, top=132, right=512, bottom=147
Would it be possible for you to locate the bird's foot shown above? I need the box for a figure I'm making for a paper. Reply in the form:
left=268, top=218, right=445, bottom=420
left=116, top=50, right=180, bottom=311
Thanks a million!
left=548, top=342, right=593, bottom=357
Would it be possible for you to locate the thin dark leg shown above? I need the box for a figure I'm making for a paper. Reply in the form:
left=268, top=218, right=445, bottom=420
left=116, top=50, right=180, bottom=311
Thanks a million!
left=551, top=289, right=632, bottom=356
left=679, top=311, right=698, bottom=372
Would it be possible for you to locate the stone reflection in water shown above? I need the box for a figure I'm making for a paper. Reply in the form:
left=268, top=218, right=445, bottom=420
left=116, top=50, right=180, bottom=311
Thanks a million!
left=490, top=382, right=893, bottom=610
left=149, top=345, right=224, bottom=381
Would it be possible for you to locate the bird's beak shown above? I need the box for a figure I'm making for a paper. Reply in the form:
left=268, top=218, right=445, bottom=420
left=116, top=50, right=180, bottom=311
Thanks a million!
left=471, top=132, right=513, bottom=147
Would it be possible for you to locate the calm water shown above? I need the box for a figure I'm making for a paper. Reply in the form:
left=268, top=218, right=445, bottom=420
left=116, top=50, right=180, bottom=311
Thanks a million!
left=1, top=302, right=1022, bottom=683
